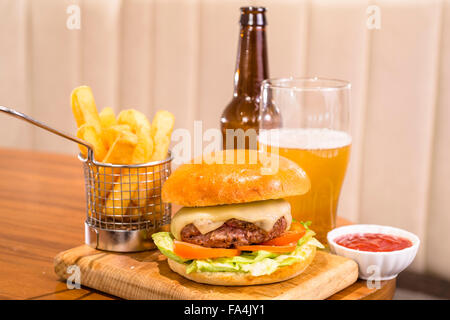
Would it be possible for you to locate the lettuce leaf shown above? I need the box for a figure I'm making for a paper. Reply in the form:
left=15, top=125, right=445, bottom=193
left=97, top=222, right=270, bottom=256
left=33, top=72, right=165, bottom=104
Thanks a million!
left=152, top=227, right=324, bottom=277
left=151, top=232, right=189, bottom=264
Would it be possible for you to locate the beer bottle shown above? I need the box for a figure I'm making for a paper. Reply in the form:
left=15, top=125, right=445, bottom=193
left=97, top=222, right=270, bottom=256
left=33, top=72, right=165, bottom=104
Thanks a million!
left=220, top=7, right=278, bottom=149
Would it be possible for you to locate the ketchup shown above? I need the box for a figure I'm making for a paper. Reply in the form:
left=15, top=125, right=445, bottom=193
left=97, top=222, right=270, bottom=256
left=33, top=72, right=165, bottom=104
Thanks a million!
left=335, top=233, right=413, bottom=252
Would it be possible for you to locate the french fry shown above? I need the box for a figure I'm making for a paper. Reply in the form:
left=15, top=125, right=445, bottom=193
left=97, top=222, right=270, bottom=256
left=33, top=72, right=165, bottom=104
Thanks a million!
left=97, top=131, right=136, bottom=209
left=127, top=206, right=141, bottom=219
left=105, top=127, right=154, bottom=216
left=102, top=124, right=132, bottom=149
left=102, top=119, right=153, bottom=215
left=76, top=123, right=107, bottom=160
left=134, top=110, right=174, bottom=215
left=102, top=132, right=139, bottom=216
left=117, top=111, right=154, bottom=212
left=99, top=107, right=117, bottom=129
left=76, top=123, right=110, bottom=213
left=71, top=86, right=102, bottom=133
left=94, top=165, right=118, bottom=214
left=105, top=170, right=134, bottom=216
left=105, top=169, right=142, bottom=216
left=102, top=131, right=138, bottom=164
left=132, top=126, right=154, bottom=164
left=150, top=110, right=175, bottom=161
left=117, top=109, right=151, bottom=133
left=132, top=120, right=158, bottom=206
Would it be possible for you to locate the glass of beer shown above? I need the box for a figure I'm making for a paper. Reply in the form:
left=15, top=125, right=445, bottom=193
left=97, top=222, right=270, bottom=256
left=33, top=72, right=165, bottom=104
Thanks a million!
left=258, top=77, right=351, bottom=244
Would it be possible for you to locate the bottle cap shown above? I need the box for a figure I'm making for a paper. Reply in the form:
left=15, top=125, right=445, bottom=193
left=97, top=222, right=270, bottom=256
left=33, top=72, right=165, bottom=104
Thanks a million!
left=240, top=7, right=267, bottom=26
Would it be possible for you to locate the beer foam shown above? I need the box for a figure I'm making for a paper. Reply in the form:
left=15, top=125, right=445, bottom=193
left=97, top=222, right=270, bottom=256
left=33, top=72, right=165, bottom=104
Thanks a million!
left=258, top=128, right=352, bottom=150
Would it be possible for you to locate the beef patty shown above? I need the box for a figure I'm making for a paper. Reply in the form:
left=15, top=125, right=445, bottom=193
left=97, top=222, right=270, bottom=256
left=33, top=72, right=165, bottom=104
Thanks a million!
left=180, top=217, right=287, bottom=248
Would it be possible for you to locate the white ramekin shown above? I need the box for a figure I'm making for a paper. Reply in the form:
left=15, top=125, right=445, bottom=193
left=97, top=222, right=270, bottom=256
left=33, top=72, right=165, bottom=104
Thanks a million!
left=327, top=224, right=420, bottom=280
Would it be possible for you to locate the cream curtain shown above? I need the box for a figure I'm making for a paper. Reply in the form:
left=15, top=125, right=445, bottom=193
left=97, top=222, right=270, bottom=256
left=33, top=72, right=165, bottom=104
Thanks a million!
left=0, top=0, right=449, bottom=280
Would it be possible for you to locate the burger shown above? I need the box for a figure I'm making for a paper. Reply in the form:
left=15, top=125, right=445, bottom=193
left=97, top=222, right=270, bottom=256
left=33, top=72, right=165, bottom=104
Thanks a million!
left=152, top=149, right=323, bottom=286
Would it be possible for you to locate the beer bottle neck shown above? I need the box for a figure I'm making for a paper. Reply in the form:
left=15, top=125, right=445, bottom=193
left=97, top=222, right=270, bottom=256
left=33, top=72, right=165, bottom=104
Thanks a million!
left=233, top=25, right=269, bottom=99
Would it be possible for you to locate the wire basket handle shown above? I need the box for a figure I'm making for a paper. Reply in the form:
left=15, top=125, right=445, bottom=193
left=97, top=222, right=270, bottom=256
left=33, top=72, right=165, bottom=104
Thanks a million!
left=0, top=106, right=94, bottom=161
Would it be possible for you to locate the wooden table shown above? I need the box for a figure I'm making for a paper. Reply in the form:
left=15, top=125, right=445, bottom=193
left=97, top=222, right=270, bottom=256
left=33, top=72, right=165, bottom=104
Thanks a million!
left=0, top=148, right=395, bottom=300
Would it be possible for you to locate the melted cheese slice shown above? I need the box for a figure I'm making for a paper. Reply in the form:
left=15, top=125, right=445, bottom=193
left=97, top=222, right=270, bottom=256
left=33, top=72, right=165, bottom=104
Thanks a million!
left=171, top=199, right=292, bottom=240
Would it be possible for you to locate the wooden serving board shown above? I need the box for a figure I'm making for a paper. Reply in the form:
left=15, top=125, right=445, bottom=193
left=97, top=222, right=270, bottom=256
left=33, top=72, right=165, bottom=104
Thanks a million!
left=54, top=245, right=358, bottom=300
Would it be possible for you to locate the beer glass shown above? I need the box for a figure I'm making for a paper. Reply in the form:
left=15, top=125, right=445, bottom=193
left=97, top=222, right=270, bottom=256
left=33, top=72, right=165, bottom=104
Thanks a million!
left=258, top=77, right=351, bottom=244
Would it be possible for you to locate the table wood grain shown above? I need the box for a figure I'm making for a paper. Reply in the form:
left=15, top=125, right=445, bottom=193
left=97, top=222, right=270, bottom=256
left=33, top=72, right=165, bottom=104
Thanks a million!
left=0, top=148, right=395, bottom=300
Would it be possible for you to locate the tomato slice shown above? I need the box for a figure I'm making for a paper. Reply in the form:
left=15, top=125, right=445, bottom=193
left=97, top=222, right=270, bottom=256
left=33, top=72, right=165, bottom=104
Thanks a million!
left=289, top=221, right=306, bottom=233
left=259, top=222, right=306, bottom=246
left=236, top=243, right=297, bottom=253
left=261, top=231, right=305, bottom=246
left=173, top=240, right=241, bottom=259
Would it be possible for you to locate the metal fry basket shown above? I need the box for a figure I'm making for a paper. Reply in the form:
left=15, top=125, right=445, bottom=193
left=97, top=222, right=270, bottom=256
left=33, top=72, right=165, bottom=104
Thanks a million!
left=82, top=153, right=172, bottom=252
left=0, top=106, right=172, bottom=252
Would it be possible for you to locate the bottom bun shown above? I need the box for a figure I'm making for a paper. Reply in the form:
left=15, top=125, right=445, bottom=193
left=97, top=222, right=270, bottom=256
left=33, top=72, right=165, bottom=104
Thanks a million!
left=168, top=245, right=316, bottom=286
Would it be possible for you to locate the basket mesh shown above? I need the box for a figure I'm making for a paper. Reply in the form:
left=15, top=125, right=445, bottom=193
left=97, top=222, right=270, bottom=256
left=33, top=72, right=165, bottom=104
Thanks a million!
left=83, top=158, right=172, bottom=231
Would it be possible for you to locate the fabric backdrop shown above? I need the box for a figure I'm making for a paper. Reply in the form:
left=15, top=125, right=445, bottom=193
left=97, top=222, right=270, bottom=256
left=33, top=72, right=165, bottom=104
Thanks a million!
left=0, top=0, right=449, bottom=280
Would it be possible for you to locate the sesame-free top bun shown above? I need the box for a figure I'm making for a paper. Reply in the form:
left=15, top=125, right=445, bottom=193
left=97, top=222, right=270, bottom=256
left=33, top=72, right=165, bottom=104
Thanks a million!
left=167, top=245, right=316, bottom=286
left=162, top=149, right=310, bottom=207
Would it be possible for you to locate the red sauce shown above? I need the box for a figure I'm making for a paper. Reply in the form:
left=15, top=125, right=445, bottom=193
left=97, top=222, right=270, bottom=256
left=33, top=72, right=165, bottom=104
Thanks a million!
left=335, top=233, right=413, bottom=252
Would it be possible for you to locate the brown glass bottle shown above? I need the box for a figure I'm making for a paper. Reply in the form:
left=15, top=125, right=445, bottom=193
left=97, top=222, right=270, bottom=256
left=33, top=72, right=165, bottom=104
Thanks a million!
left=221, top=7, right=277, bottom=150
